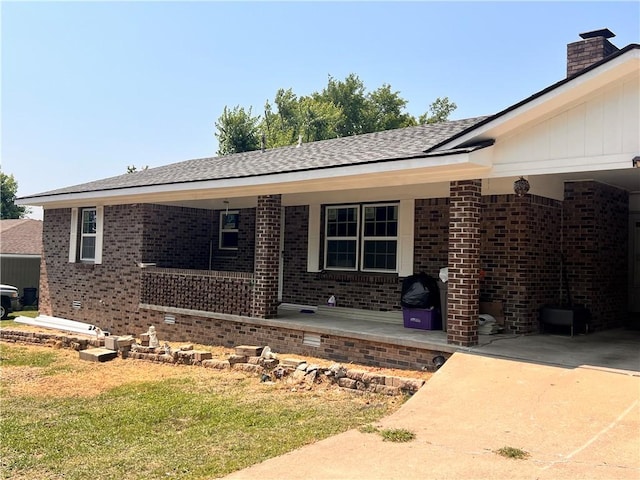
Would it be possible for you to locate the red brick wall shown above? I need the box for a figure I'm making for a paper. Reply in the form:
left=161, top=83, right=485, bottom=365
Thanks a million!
left=480, top=194, right=562, bottom=333
left=253, top=195, right=281, bottom=318
left=142, top=204, right=213, bottom=269
left=414, top=198, right=449, bottom=276
left=567, top=36, right=619, bottom=77
left=563, top=181, right=628, bottom=330
left=140, top=268, right=253, bottom=316
left=447, top=180, right=481, bottom=346
left=138, top=308, right=450, bottom=371
left=210, top=207, right=255, bottom=272
left=281, top=205, right=403, bottom=310
left=39, top=205, right=144, bottom=334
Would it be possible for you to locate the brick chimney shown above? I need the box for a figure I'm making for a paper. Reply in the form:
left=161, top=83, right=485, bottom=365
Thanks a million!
left=567, top=28, right=619, bottom=77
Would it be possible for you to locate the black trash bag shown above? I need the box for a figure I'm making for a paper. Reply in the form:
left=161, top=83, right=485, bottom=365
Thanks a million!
left=401, top=273, right=441, bottom=309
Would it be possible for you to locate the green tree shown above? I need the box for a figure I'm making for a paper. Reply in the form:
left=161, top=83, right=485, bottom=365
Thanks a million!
left=418, top=97, right=457, bottom=124
left=126, top=165, right=148, bottom=173
left=214, top=106, right=261, bottom=155
left=368, top=84, right=417, bottom=131
left=316, top=74, right=370, bottom=136
left=214, top=75, right=458, bottom=154
left=0, top=173, right=28, bottom=219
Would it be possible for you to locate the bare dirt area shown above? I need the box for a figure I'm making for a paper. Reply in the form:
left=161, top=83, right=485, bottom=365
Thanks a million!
left=1, top=323, right=431, bottom=400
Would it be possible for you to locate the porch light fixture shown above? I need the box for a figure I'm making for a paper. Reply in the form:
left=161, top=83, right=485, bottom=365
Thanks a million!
left=513, top=176, right=530, bottom=197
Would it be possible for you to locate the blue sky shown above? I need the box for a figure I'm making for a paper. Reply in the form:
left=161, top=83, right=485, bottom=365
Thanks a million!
left=2, top=1, right=639, bottom=219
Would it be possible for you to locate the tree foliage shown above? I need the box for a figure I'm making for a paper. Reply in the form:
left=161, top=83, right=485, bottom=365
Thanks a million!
left=0, top=173, right=28, bottom=219
left=214, top=74, right=457, bottom=155
left=418, top=97, right=458, bottom=125
left=214, top=106, right=262, bottom=156
left=126, top=165, right=148, bottom=173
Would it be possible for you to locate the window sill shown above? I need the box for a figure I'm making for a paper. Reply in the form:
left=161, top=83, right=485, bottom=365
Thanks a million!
left=315, top=270, right=399, bottom=284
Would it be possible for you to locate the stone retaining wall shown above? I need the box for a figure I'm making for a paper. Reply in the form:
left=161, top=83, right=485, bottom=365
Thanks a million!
left=0, top=330, right=426, bottom=395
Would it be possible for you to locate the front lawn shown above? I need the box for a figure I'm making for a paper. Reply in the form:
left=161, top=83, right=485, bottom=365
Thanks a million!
left=0, top=343, right=408, bottom=479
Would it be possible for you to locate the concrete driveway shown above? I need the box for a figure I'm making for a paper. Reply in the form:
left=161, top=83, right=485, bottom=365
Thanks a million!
left=223, top=353, right=640, bottom=479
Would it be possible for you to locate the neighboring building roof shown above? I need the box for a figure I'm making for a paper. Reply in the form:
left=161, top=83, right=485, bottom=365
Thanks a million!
left=0, top=219, right=43, bottom=256
left=21, top=117, right=487, bottom=199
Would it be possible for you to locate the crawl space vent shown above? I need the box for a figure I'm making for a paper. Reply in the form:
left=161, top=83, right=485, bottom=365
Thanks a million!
left=164, top=315, right=176, bottom=325
left=302, top=332, right=321, bottom=347
left=72, top=301, right=82, bottom=309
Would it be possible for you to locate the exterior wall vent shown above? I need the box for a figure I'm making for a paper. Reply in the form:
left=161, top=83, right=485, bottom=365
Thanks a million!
left=72, top=301, right=82, bottom=309
left=302, top=332, right=321, bottom=347
left=164, top=315, right=176, bottom=325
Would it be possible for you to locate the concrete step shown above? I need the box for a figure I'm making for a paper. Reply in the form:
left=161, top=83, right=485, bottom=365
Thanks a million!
left=78, top=347, right=117, bottom=363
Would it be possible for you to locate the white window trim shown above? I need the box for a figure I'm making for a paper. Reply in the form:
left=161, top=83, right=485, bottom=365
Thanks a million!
left=94, top=206, right=104, bottom=264
left=219, top=210, right=239, bottom=250
left=397, top=199, right=414, bottom=277
left=324, top=203, right=402, bottom=273
left=69, top=208, right=78, bottom=263
left=80, top=208, right=97, bottom=262
left=324, top=204, right=360, bottom=272
left=360, top=203, right=399, bottom=273
left=307, top=204, right=321, bottom=272
left=69, top=206, right=103, bottom=264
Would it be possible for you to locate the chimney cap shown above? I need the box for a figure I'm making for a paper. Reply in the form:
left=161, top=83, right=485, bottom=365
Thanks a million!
left=579, top=28, right=615, bottom=40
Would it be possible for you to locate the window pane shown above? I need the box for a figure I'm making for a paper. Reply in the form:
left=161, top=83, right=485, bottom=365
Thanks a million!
left=82, top=210, right=96, bottom=234
left=81, top=237, right=96, bottom=260
left=363, top=240, right=397, bottom=270
left=222, top=213, right=239, bottom=230
left=327, top=207, right=357, bottom=238
left=326, top=240, right=356, bottom=268
left=363, top=205, right=397, bottom=238
left=221, top=231, right=238, bottom=249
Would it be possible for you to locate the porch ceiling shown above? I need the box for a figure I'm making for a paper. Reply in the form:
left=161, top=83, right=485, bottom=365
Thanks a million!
left=156, top=166, right=639, bottom=212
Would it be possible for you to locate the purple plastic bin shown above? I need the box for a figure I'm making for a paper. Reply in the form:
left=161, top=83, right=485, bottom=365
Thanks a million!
left=402, top=308, right=442, bottom=330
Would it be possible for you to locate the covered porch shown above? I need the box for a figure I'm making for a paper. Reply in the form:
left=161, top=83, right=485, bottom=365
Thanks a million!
left=270, top=306, right=640, bottom=373
left=139, top=300, right=640, bottom=373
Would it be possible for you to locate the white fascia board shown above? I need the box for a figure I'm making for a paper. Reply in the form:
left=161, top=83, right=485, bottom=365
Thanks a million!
left=21, top=150, right=493, bottom=208
left=436, top=50, right=640, bottom=151
left=491, top=153, right=634, bottom=177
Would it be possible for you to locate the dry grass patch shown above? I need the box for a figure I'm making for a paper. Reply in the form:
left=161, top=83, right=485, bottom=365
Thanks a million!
left=0, top=341, right=421, bottom=480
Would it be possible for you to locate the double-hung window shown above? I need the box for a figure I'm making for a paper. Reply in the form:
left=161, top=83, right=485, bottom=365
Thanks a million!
left=69, top=206, right=103, bottom=264
left=324, top=203, right=398, bottom=273
left=219, top=210, right=239, bottom=250
left=80, top=208, right=97, bottom=261
left=325, top=205, right=359, bottom=270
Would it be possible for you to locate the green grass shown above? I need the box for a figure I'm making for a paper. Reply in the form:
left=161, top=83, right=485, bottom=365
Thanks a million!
left=359, top=424, right=416, bottom=442
left=1, top=309, right=39, bottom=329
left=0, top=343, right=57, bottom=368
left=495, top=446, right=530, bottom=460
left=0, top=343, right=402, bottom=479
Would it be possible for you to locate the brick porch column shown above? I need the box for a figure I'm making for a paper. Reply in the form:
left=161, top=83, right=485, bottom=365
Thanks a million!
left=252, top=194, right=281, bottom=319
left=447, top=180, right=481, bottom=346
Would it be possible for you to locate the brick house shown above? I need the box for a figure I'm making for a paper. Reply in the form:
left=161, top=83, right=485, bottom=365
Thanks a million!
left=19, top=30, right=640, bottom=369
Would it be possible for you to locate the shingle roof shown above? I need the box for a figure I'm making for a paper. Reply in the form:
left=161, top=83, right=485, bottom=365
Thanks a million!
left=0, top=219, right=43, bottom=255
left=24, top=117, right=488, bottom=199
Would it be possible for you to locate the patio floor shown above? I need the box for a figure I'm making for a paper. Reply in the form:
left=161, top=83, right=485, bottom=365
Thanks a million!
left=268, top=306, right=640, bottom=374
